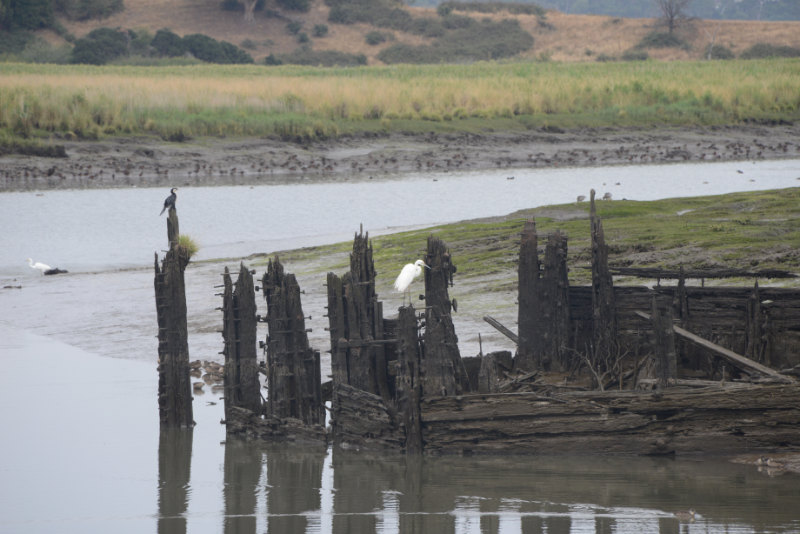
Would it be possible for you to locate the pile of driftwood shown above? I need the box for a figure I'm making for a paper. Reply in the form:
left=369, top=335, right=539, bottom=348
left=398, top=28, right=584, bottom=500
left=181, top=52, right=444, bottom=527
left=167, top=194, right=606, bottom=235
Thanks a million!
left=156, top=192, right=800, bottom=455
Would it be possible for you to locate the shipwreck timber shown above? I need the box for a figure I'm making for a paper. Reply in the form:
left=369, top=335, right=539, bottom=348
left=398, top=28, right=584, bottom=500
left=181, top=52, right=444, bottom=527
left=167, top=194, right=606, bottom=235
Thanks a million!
left=199, top=192, right=800, bottom=456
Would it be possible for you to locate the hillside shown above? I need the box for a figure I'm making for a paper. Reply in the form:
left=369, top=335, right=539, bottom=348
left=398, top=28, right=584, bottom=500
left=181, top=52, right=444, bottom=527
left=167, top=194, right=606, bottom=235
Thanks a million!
left=38, top=0, right=800, bottom=64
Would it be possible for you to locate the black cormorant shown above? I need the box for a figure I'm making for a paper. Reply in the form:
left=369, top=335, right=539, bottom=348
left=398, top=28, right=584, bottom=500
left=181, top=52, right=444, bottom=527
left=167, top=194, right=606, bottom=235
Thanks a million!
left=160, top=187, right=177, bottom=215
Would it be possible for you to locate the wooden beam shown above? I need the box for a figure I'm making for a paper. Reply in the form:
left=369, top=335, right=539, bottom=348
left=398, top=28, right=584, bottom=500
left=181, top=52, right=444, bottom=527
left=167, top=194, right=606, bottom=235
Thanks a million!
left=483, top=315, right=519, bottom=344
left=634, top=311, right=794, bottom=383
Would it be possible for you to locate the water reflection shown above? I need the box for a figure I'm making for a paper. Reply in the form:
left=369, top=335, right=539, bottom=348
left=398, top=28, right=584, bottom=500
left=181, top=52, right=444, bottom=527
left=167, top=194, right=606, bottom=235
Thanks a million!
left=158, top=428, right=193, bottom=534
left=154, top=435, right=800, bottom=534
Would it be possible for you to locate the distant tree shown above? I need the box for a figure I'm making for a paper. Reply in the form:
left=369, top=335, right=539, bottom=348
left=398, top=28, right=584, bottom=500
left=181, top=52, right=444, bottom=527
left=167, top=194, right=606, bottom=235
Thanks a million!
left=654, top=0, right=691, bottom=34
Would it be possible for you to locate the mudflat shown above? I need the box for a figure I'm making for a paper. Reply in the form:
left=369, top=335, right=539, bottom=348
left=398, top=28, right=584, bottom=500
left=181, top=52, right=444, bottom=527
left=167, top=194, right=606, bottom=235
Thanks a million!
left=2, top=123, right=799, bottom=191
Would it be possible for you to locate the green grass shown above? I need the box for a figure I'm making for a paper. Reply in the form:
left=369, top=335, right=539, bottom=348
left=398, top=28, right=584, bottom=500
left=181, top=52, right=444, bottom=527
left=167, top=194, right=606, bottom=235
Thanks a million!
left=259, top=188, right=800, bottom=291
left=1, top=59, right=799, bottom=145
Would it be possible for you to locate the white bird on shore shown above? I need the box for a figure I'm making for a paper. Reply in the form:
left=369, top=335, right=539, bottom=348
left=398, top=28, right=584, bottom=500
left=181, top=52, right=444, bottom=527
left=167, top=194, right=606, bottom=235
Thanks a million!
left=394, top=259, right=429, bottom=305
left=27, top=258, right=51, bottom=274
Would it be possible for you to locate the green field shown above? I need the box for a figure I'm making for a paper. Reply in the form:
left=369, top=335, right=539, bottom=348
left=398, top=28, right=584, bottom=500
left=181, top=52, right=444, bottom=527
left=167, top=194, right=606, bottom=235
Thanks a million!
left=262, top=188, right=800, bottom=295
left=2, top=59, right=799, bottom=144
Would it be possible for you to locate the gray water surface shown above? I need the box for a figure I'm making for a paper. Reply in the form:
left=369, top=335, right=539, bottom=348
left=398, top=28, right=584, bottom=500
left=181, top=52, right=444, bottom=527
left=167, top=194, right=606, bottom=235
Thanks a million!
left=2, top=161, right=800, bottom=533
left=2, top=160, right=798, bottom=275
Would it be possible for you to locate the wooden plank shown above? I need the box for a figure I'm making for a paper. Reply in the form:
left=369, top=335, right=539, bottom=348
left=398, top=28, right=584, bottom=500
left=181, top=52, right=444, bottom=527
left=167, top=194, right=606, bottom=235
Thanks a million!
left=635, top=311, right=793, bottom=382
left=483, top=315, right=519, bottom=344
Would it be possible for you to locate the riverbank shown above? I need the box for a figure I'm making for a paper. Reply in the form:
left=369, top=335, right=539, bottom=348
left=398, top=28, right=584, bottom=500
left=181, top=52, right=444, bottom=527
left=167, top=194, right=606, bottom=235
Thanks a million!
left=2, top=123, right=799, bottom=191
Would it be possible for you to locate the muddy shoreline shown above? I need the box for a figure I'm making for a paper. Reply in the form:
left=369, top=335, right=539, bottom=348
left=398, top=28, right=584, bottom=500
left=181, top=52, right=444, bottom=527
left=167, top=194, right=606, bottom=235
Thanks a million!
left=2, top=124, right=799, bottom=191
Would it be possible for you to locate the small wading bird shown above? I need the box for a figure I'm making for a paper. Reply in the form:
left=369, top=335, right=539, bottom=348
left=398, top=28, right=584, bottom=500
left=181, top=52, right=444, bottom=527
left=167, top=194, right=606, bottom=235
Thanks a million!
left=27, top=258, right=51, bottom=274
left=394, top=259, right=429, bottom=305
left=160, top=187, right=178, bottom=215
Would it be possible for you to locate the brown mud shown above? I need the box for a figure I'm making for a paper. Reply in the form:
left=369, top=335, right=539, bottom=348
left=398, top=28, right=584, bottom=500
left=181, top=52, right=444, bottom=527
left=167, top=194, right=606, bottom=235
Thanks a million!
left=2, top=123, right=799, bottom=191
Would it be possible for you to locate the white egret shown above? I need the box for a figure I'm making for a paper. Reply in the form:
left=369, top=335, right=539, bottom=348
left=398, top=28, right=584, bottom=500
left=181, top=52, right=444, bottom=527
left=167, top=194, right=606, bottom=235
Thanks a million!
left=27, top=258, right=52, bottom=274
left=160, top=187, right=178, bottom=215
left=394, top=259, right=429, bottom=304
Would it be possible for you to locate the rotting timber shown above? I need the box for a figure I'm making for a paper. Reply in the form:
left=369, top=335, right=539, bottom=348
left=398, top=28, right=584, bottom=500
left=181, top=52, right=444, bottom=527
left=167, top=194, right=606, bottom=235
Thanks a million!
left=213, top=193, right=800, bottom=456
left=154, top=205, right=193, bottom=428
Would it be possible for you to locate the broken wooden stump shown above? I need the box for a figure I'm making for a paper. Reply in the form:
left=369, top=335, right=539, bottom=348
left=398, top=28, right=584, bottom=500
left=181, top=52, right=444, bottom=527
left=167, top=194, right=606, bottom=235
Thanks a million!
left=422, top=235, right=469, bottom=396
left=326, top=229, right=390, bottom=400
left=262, top=257, right=324, bottom=427
left=221, top=263, right=262, bottom=420
left=155, top=205, right=193, bottom=428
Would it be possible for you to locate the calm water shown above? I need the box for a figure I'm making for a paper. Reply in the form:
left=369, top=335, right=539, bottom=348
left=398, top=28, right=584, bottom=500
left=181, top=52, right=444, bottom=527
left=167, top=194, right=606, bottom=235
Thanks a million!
left=1, top=160, right=799, bottom=274
left=1, top=161, right=800, bottom=533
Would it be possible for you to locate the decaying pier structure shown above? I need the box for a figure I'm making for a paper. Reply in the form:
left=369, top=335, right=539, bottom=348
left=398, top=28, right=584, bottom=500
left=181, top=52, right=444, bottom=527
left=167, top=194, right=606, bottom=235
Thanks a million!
left=161, top=191, right=800, bottom=455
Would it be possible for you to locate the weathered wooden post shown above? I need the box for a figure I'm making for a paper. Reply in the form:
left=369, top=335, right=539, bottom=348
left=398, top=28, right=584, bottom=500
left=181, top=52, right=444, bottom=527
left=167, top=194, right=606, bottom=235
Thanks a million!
left=395, top=306, right=422, bottom=453
left=649, top=296, right=678, bottom=387
left=221, top=263, right=262, bottom=421
left=516, top=222, right=571, bottom=372
left=588, top=189, right=618, bottom=384
left=516, top=220, right=540, bottom=371
left=422, top=236, right=469, bottom=396
left=326, top=229, right=390, bottom=399
left=539, top=230, right=571, bottom=371
left=262, top=257, right=324, bottom=426
left=155, top=206, right=193, bottom=428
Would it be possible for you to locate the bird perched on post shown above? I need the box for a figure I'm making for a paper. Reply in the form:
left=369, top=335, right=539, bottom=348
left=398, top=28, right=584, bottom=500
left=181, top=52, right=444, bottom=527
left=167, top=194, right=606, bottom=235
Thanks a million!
left=394, top=259, right=429, bottom=305
left=160, top=187, right=178, bottom=215
left=27, top=258, right=51, bottom=274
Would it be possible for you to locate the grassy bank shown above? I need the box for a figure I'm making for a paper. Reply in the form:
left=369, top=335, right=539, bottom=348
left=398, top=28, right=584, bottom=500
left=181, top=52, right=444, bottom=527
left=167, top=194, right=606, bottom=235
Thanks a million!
left=268, top=187, right=800, bottom=294
left=2, top=59, right=799, bottom=144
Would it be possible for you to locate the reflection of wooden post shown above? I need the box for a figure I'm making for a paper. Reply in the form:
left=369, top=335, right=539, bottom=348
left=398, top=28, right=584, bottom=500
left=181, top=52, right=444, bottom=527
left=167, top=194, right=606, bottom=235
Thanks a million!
left=423, top=236, right=469, bottom=396
left=155, top=205, right=193, bottom=428
left=157, top=428, right=192, bottom=534
left=221, top=263, right=262, bottom=421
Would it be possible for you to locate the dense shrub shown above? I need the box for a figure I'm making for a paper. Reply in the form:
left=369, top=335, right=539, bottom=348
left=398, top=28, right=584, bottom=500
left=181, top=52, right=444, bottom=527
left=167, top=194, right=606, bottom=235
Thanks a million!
left=637, top=31, right=687, bottom=49
left=1, top=0, right=54, bottom=30
left=705, top=44, right=734, bottom=60
left=53, top=0, right=124, bottom=21
left=438, top=1, right=546, bottom=16
left=277, top=0, right=310, bottom=11
left=365, top=30, right=392, bottom=45
left=151, top=28, right=185, bottom=57
left=71, top=27, right=128, bottom=64
left=621, top=48, right=648, bottom=61
left=327, top=0, right=443, bottom=36
left=0, top=30, right=36, bottom=54
left=273, top=47, right=366, bottom=66
left=286, top=20, right=302, bottom=34
left=182, top=33, right=253, bottom=63
left=297, top=32, right=309, bottom=44
left=378, top=18, right=533, bottom=63
left=739, top=43, right=800, bottom=59
left=312, top=24, right=328, bottom=37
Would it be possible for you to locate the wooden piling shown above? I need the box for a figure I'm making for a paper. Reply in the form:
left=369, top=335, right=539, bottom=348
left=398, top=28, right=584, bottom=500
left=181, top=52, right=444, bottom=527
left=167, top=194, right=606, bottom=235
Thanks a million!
left=649, top=296, right=678, bottom=387
left=326, top=229, right=389, bottom=399
left=221, top=263, right=262, bottom=420
left=396, top=306, right=422, bottom=453
left=155, top=205, right=193, bottom=428
left=422, top=236, right=469, bottom=396
left=262, top=257, right=324, bottom=426
left=516, top=220, right=540, bottom=371
left=587, top=189, right=618, bottom=384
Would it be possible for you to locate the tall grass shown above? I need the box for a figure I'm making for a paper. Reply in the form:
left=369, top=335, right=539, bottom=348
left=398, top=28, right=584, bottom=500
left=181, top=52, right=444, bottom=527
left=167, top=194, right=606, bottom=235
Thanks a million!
left=1, top=59, right=798, bottom=142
